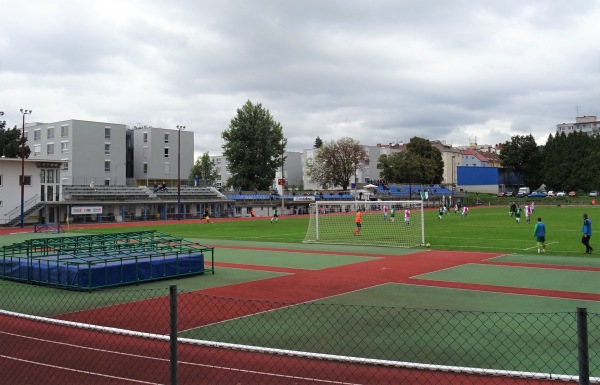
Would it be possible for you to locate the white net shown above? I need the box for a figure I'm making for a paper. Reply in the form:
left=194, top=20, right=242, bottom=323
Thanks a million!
left=303, top=201, right=424, bottom=248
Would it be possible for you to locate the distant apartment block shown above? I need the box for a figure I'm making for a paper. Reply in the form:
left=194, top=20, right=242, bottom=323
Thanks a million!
left=556, top=116, right=600, bottom=136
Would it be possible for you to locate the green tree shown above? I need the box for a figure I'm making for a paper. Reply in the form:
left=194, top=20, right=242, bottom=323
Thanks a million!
left=377, top=152, right=422, bottom=183
left=306, top=137, right=368, bottom=190
left=499, top=134, right=542, bottom=188
left=0, top=124, right=30, bottom=158
left=221, top=100, right=285, bottom=190
left=378, top=137, right=443, bottom=184
left=314, top=136, right=323, bottom=148
left=542, top=131, right=600, bottom=191
left=188, top=152, right=218, bottom=187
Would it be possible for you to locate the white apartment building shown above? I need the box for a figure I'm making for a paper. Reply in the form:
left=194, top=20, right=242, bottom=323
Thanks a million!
left=22, top=120, right=195, bottom=188
left=556, top=116, right=600, bottom=136
left=23, top=119, right=127, bottom=186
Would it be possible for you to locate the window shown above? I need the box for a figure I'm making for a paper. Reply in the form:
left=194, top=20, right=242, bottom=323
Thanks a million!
left=143, top=163, right=148, bottom=173
left=33, top=144, right=41, bottom=156
left=143, top=146, right=148, bottom=158
left=105, top=143, right=110, bottom=155
left=164, top=133, right=169, bottom=143
left=47, top=127, right=54, bottom=139
left=61, top=125, right=69, bottom=137
left=164, top=148, right=169, bottom=158
left=105, top=127, right=111, bottom=139
left=19, top=175, right=32, bottom=186
left=164, top=162, right=170, bottom=174
left=143, top=132, right=148, bottom=143
left=61, top=141, right=69, bottom=154
left=47, top=143, right=54, bottom=155
left=34, top=129, right=41, bottom=141
left=0, top=174, right=3, bottom=186
left=61, top=159, right=69, bottom=170
left=105, top=161, right=111, bottom=172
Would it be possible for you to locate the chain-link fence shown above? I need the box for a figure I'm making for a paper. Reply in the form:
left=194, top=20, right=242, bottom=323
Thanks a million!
left=1, top=282, right=598, bottom=384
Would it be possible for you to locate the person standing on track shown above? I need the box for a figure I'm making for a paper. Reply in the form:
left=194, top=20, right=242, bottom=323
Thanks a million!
left=533, top=217, right=546, bottom=253
left=582, top=213, right=593, bottom=254
left=353, top=208, right=362, bottom=236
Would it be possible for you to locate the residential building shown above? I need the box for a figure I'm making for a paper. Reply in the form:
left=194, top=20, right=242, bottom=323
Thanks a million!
left=23, top=119, right=127, bottom=186
left=129, top=125, right=194, bottom=187
left=556, top=116, right=600, bottom=136
left=460, top=149, right=501, bottom=168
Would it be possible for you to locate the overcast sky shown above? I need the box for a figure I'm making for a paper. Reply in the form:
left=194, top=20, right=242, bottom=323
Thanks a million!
left=1, top=1, right=599, bottom=157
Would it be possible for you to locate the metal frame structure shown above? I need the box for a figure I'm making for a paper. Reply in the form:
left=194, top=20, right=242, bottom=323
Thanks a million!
left=1, top=231, right=214, bottom=290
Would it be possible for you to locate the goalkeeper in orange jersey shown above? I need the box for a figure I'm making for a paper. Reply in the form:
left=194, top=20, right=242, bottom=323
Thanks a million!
left=353, top=208, right=362, bottom=236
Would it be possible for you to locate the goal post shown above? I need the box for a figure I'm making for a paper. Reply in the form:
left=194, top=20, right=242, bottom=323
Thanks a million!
left=303, top=200, right=425, bottom=248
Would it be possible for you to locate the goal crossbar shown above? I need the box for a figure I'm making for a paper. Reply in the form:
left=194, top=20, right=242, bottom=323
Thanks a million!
left=303, top=200, right=425, bottom=248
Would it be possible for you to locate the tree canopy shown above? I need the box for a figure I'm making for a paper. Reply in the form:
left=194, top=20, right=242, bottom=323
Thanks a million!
left=498, top=134, right=542, bottom=188
left=188, top=152, right=218, bottom=187
left=377, top=137, right=443, bottom=184
left=314, top=136, right=323, bottom=148
left=0, top=124, right=31, bottom=158
left=541, top=131, right=600, bottom=191
left=306, top=137, right=368, bottom=190
left=221, top=100, right=285, bottom=190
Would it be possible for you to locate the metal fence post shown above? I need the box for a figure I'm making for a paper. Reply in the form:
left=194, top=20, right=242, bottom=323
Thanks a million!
left=577, top=307, right=589, bottom=385
left=170, top=285, right=178, bottom=385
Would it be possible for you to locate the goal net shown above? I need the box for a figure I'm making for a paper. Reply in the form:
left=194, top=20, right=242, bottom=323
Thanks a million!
left=303, top=200, right=425, bottom=248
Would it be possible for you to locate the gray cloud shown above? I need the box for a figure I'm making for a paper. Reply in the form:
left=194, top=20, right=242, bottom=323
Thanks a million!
left=1, top=0, right=599, bottom=157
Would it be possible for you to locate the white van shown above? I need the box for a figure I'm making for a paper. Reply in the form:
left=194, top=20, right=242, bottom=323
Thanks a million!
left=517, top=187, right=530, bottom=197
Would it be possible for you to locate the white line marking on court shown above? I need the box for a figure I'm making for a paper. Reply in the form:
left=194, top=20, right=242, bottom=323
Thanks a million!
left=0, top=330, right=362, bottom=385
left=0, top=354, right=162, bottom=385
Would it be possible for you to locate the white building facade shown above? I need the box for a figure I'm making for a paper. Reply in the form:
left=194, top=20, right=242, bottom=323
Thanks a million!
left=556, top=116, right=600, bottom=136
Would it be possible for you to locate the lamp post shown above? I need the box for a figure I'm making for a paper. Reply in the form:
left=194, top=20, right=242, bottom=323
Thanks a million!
left=176, top=125, right=185, bottom=220
left=281, top=137, right=287, bottom=215
left=20, top=109, right=32, bottom=228
left=451, top=155, right=456, bottom=206
left=0, top=112, right=5, bottom=157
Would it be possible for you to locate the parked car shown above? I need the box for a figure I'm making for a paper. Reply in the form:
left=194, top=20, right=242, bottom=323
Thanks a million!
left=528, top=191, right=547, bottom=198
left=556, top=191, right=566, bottom=197
left=546, top=191, right=555, bottom=197
left=497, top=192, right=506, bottom=197
left=590, top=191, right=599, bottom=197
left=505, top=191, right=514, bottom=197
left=568, top=191, right=577, bottom=197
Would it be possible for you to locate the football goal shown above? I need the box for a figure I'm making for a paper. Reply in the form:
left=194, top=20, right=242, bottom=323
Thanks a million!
left=303, top=200, right=425, bottom=248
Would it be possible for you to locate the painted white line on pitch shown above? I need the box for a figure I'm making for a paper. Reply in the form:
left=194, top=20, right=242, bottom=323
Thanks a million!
left=390, top=282, right=600, bottom=304
left=0, top=354, right=162, bottom=385
left=1, top=330, right=359, bottom=385
left=183, top=283, right=391, bottom=332
left=523, top=241, right=559, bottom=251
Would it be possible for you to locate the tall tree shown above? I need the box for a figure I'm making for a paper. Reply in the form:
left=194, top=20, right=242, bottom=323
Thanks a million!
left=221, top=100, right=285, bottom=190
left=499, top=134, right=542, bottom=188
left=188, top=152, right=218, bottom=187
left=405, top=137, right=444, bottom=184
left=377, top=152, right=422, bottom=183
left=314, top=136, right=323, bottom=148
left=0, top=124, right=30, bottom=158
left=306, top=137, right=368, bottom=190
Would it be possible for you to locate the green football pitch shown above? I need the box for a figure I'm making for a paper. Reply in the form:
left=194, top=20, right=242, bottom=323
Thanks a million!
left=20, top=204, right=596, bottom=257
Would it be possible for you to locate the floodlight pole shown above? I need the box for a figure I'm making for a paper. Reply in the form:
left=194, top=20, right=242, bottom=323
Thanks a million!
left=20, top=109, right=32, bottom=228
left=176, top=125, right=185, bottom=220
left=281, top=138, right=286, bottom=215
